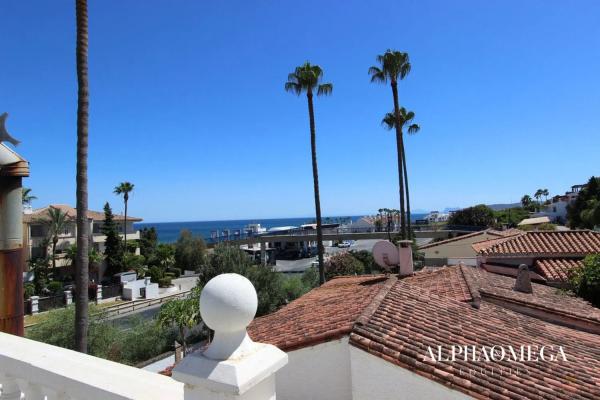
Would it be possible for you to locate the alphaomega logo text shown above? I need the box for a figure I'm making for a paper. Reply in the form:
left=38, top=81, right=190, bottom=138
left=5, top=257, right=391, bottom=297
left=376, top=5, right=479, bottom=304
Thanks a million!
left=426, top=345, right=568, bottom=363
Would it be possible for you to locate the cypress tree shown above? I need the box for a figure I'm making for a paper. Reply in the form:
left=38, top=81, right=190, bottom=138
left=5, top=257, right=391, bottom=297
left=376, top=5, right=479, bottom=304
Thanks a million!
left=102, top=202, right=123, bottom=276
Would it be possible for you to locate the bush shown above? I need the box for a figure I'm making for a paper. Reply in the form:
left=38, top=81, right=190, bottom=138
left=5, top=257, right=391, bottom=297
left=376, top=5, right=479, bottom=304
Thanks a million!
left=168, top=268, right=182, bottom=278
left=301, top=267, right=319, bottom=289
left=349, top=250, right=376, bottom=274
left=23, top=282, right=36, bottom=299
left=325, top=253, right=364, bottom=280
left=26, top=306, right=176, bottom=365
left=149, top=266, right=163, bottom=283
left=158, top=277, right=172, bottom=288
left=518, top=223, right=556, bottom=231
left=281, top=276, right=310, bottom=302
left=47, top=281, right=64, bottom=295
left=570, top=254, right=600, bottom=306
left=164, top=272, right=175, bottom=279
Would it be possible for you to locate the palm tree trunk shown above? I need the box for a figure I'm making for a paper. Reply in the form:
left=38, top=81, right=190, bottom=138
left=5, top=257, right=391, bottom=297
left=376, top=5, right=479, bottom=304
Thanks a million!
left=75, top=0, right=90, bottom=354
left=124, top=197, right=128, bottom=253
left=401, top=139, right=411, bottom=238
left=307, top=91, right=325, bottom=285
left=391, top=81, right=406, bottom=239
left=52, top=239, right=57, bottom=269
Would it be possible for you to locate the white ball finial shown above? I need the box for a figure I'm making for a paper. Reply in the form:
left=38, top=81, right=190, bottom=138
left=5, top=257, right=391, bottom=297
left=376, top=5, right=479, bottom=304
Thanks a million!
left=200, top=274, right=258, bottom=360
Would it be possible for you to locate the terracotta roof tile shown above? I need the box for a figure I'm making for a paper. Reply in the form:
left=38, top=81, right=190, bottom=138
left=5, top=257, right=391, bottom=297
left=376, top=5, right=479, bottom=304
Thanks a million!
left=419, top=230, right=488, bottom=250
left=23, top=204, right=142, bottom=223
left=535, top=258, right=584, bottom=283
left=248, top=275, right=388, bottom=351
left=403, top=266, right=473, bottom=302
left=350, top=279, right=600, bottom=400
left=475, top=231, right=600, bottom=256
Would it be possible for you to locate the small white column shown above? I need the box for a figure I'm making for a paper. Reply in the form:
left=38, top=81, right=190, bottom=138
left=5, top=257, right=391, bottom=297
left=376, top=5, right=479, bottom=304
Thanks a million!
left=30, top=295, right=39, bottom=314
left=64, top=290, right=73, bottom=305
left=96, top=285, right=103, bottom=302
left=172, top=273, right=288, bottom=400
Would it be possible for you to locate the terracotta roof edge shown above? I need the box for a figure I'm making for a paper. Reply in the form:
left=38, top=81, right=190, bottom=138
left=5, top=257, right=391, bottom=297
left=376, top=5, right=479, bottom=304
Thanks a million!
left=459, top=264, right=482, bottom=308
left=354, top=276, right=397, bottom=327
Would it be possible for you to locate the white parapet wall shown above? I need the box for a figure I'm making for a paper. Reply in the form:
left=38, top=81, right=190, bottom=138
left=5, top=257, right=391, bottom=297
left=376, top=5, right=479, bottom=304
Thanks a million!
left=0, top=332, right=183, bottom=400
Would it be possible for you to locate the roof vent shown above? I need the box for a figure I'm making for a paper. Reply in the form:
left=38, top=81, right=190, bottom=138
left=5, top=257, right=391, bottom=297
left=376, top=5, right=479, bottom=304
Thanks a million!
left=513, top=264, right=533, bottom=294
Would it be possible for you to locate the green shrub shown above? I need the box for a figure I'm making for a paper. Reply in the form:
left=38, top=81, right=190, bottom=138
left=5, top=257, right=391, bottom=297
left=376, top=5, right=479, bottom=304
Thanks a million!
left=168, top=268, right=182, bottom=278
left=349, top=250, right=376, bottom=274
left=158, top=277, right=172, bottom=288
left=149, top=266, right=163, bottom=283
left=23, top=283, right=35, bottom=299
left=325, top=253, right=364, bottom=280
left=281, top=276, right=309, bottom=302
left=164, top=272, right=175, bottom=279
left=301, top=267, right=319, bottom=289
left=175, top=230, right=206, bottom=271
left=47, top=281, right=64, bottom=295
left=570, top=254, right=600, bottom=306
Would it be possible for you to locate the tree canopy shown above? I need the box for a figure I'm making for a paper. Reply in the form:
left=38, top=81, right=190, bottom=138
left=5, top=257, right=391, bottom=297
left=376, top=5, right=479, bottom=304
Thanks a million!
left=567, top=176, right=600, bottom=229
left=447, top=204, right=495, bottom=227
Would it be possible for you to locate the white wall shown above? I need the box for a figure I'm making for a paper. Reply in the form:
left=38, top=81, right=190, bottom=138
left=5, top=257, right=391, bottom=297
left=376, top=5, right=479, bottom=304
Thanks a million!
left=349, top=346, right=472, bottom=400
left=277, top=338, right=352, bottom=400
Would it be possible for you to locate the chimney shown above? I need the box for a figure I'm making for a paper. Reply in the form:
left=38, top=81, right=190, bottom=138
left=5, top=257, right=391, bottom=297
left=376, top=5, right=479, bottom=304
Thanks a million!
left=513, top=264, right=533, bottom=294
left=172, top=273, right=288, bottom=400
left=398, top=240, right=414, bottom=277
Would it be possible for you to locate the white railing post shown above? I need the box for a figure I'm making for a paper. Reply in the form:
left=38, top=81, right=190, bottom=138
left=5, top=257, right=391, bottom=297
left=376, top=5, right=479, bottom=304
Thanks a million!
left=64, top=290, right=72, bottom=305
left=172, top=273, right=288, bottom=400
left=30, top=295, right=39, bottom=314
left=96, top=285, right=103, bottom=302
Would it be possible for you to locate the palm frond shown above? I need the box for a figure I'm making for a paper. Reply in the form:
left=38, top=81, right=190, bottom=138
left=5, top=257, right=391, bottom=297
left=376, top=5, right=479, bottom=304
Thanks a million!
left=368, top=66, right=386, bottom=83
left=407, top=124, right=420, bottom=135
left=285, top=81, right=302, bottom=95
left=381, top=112, right=396, bottom=130
left=317, top=83, right=333, bottom=96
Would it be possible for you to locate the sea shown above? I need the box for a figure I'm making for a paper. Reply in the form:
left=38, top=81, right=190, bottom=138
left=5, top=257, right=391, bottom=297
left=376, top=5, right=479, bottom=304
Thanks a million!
left=135, top=214, right=428, bottom=243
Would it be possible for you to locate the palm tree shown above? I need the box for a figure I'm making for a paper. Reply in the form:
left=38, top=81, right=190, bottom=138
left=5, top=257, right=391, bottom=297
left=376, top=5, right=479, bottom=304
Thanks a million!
left=534, top=189, right=543, bottom=205
left=521, top=195, right=533, bottom=209
left=542, top=188, right=550, bottom=203
left=22, top=187, right=37, bottom=206
left=369, top=50, right=411, bottom=239
left=381, top=107, right=420, bottom=237
left=75, top=0, right=90, bottom=353
left=285, top=62, right=332, bottom=285
left=114, top=181, right=135, bottom=252
left=39, top=207, right=71, bottom=269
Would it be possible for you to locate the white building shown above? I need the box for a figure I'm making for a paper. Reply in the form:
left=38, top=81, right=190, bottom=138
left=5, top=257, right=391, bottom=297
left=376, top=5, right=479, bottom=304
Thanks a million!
left=534, top=183, right=586, bottom=223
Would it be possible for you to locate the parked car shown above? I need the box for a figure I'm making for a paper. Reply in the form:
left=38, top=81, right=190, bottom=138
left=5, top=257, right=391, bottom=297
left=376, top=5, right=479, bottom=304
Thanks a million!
left=338, top=241, right=352, bottom=248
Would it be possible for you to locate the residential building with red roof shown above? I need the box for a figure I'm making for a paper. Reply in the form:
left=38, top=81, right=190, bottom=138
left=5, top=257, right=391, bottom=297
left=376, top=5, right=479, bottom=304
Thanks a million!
left=247, top=265, right=600, bottom=400
left=472, top=230, right=600, bottom=286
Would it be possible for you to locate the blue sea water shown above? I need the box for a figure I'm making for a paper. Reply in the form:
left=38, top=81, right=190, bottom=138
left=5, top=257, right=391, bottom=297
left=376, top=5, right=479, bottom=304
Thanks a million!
left=136, top=214, right=428, bottom=243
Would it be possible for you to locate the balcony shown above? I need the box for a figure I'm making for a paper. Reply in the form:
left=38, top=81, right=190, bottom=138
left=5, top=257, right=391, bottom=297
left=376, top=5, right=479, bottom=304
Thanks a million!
left=0, top=274, right=287, bottom=400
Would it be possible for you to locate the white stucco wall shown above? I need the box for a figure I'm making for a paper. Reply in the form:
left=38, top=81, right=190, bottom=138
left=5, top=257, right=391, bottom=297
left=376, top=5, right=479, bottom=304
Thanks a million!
left=349, top=346, right=472, bottom=400
left=276, top=338, right=352, bottom=400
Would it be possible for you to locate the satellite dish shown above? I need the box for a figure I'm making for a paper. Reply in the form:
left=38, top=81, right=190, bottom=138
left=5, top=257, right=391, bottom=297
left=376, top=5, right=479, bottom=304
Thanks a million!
left=372, top=240, right=399, bottom=272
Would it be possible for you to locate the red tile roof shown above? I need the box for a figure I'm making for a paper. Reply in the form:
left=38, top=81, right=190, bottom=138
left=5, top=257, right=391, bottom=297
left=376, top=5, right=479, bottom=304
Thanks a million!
left=251, top=266, right=600, bottom=399
left=535, top=258, right=584, bottom=283
left=350, top=280, right=600, bottom=400
left=420, top=228, right=521, bottom=250
left=248, top=275, right=390, bottom=351
left=404, top=266, right=473, bottom=302
left=23, top=204, right=142, bottom=223
left=474, top=230, right=600, bottom=256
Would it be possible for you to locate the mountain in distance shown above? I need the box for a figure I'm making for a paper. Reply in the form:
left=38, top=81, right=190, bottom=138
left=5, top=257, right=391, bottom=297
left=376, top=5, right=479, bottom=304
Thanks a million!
left=486, top=202, right=522, bottom=211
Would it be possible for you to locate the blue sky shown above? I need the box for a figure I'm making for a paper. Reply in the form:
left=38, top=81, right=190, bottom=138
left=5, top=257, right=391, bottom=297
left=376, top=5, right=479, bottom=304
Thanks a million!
left=2, top=1, right=599, bottom=222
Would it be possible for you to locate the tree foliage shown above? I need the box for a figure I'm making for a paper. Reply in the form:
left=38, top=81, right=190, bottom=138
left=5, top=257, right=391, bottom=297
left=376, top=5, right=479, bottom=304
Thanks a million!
left=175, top=229, right=206, bottom=271
left=157, top=285, right=202, bottom=355
left=325, top=253, right=364, bottom=280
left=567, top=176, right=600, bottom=229
left=102, top=202, right=123, bottom=276
left=448, top=204, right=495, bottom=227
left=140, top=227, right=158, bottom=260
left=569, top=254, right=600, bottom=307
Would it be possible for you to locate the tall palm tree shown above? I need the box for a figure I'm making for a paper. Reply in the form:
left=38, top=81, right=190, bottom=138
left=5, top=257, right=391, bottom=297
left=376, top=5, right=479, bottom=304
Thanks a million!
left=381, top=107, right=420, bottom=236
left=542, top=188, right=549, bottom=203
left=534, top=189, right=543, bottom=205
left=39, top=206, right=71, bottom=269
left=75, top=0, right=90, bottom=353
left=22, top=187, right=37, bottom=205
left=114, top=181, right=135, bottom=252
left=285, top=62, right=332, bottom=285
left=521, top=195, right=533, bottom=209
left=369, top=50, right=411, bottom=239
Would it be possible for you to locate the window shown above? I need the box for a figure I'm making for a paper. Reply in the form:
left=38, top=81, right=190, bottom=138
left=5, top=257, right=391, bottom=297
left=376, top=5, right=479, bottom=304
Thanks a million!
left=30, top=225, right=45, bottom=237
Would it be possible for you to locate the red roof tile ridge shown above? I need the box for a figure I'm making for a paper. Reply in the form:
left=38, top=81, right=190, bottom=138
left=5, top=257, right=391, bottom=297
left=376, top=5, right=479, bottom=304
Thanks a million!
left=354, top=276, right=397, bottom=327
left=458, top=264, right=482, bottom=308
left=418, top=230, right=486, bottom=249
